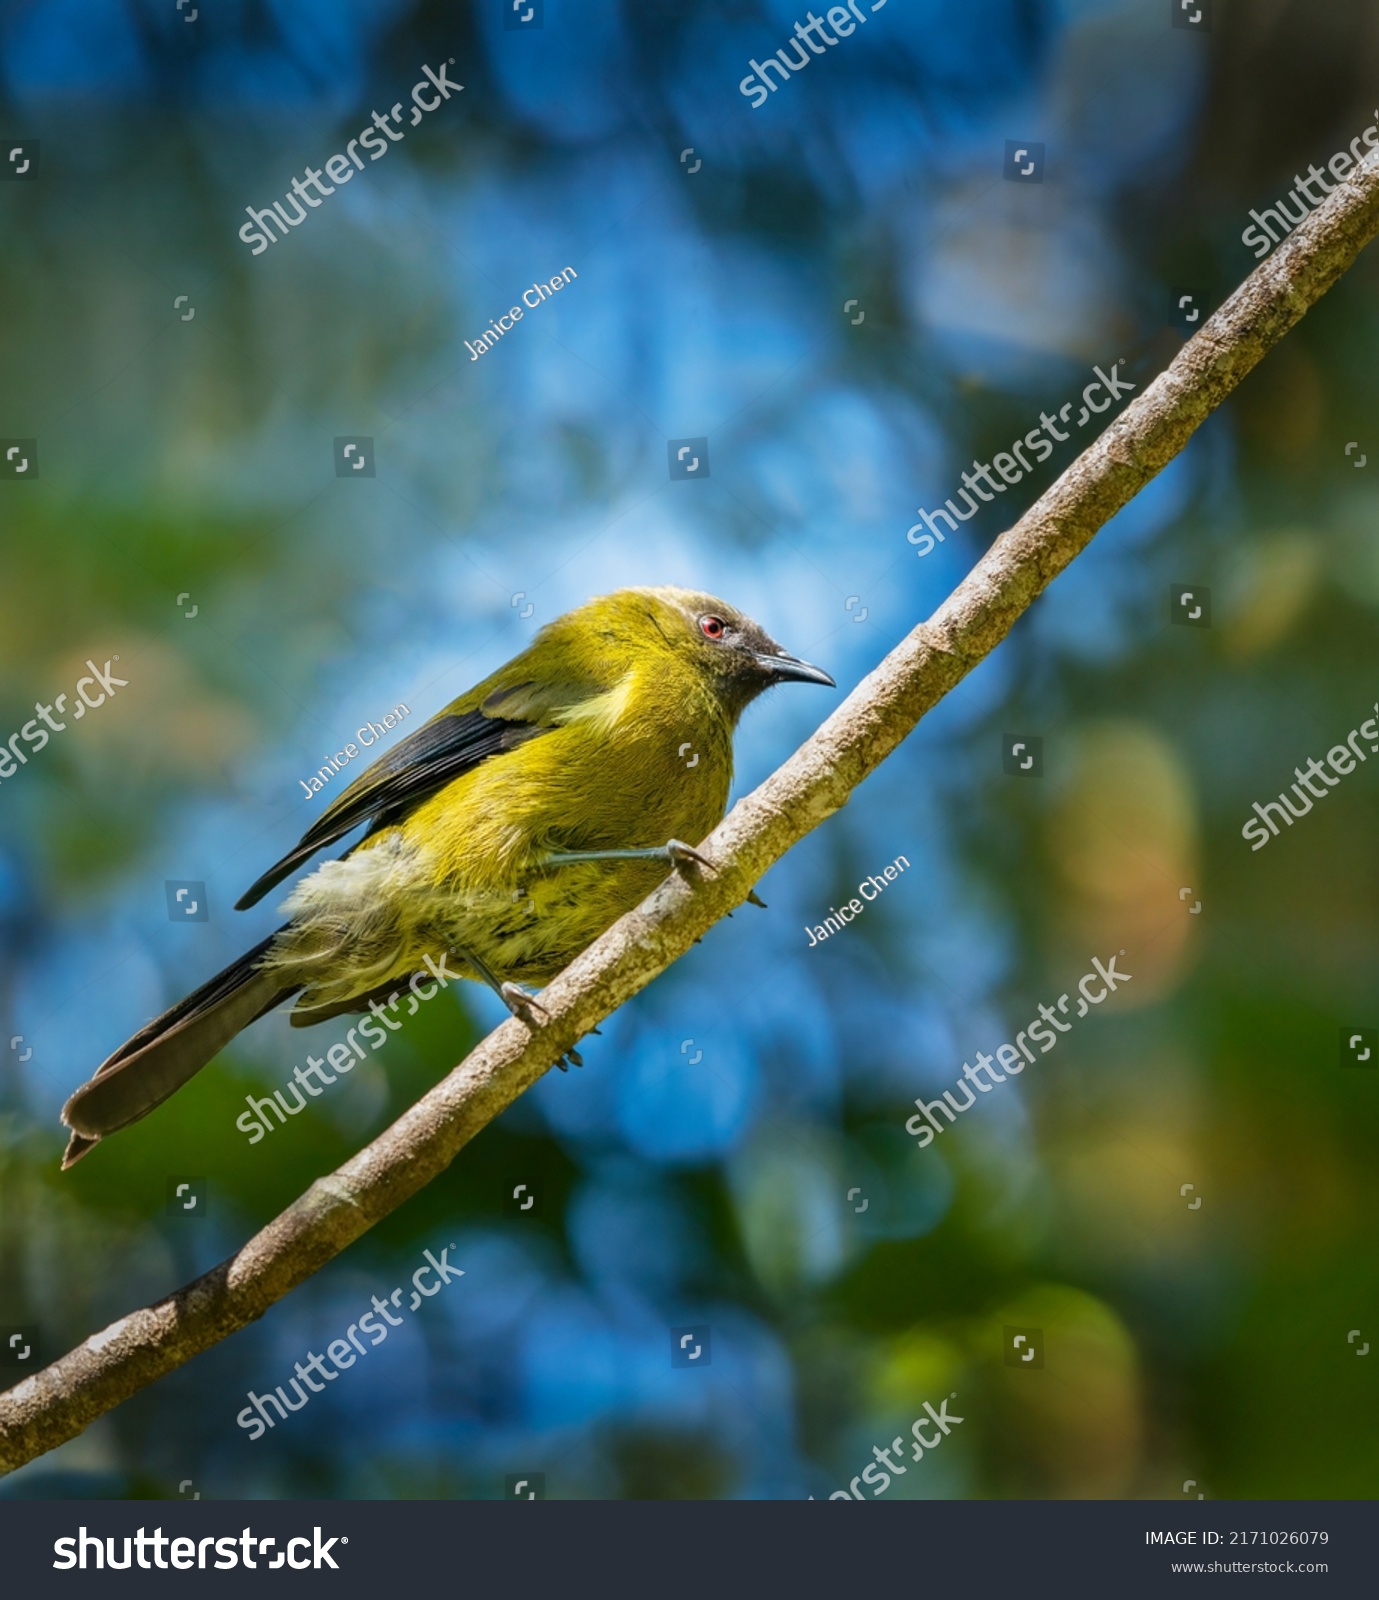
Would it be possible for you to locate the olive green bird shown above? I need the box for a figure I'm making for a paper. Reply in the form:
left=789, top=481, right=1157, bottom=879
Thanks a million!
left=60, top=586, right=834, bottom=1168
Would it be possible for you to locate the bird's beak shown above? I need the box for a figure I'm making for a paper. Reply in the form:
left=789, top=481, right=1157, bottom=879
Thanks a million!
left=755, top=650, right=836, bottom=688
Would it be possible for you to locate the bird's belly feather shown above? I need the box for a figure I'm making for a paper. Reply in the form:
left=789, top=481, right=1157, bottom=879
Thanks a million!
left=261, top=717, right=731, bottom=1003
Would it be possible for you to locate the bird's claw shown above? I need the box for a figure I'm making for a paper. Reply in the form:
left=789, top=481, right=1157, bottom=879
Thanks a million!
left=747, top=889, right=768, bottom=909
left=666, top=839, right=715, bottom=877
left=498, top=981, right=589, bottom=1070
left=500, top=981, right=550, bottom=1026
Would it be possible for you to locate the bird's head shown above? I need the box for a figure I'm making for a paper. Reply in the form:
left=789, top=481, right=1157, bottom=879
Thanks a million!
left=626, top=586, right=835, bottom=719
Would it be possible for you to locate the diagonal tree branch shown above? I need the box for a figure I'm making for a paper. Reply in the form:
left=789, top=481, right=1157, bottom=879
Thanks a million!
left=5, top=150, right=1379, bottom=1477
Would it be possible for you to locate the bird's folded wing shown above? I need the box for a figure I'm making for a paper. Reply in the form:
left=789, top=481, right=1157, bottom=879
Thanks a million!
left=235, top=678, right=595, bottom=910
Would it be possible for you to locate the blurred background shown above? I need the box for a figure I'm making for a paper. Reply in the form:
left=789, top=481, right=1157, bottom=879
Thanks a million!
left=1, top=0, right=1378, bottom=1500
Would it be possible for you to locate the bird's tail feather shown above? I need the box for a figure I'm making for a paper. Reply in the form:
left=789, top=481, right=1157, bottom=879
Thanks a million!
left=61, top=931, right=298, bottom=1168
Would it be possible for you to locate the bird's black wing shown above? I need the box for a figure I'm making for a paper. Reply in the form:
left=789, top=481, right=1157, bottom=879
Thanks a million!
left=234, top=699, right=545, bottom=910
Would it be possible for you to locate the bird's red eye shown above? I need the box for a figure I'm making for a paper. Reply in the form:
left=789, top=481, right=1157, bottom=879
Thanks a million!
left=700, top=615, right=726, bottom=640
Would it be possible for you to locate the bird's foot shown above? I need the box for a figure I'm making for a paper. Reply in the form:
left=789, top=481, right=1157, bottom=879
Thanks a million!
left=500, top=981, right=550, bottom=1027
left=665, top=839, right=716, bottom=879
left=499, top=981, right=585, bottom=1071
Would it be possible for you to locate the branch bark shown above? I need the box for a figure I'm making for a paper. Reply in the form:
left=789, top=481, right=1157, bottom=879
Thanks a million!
left=5, top=151, right=1379, bottom=1476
